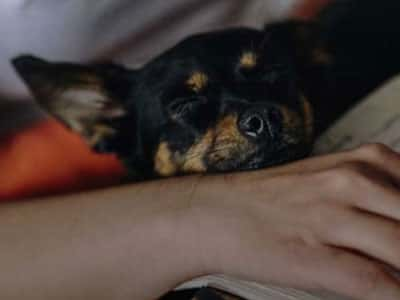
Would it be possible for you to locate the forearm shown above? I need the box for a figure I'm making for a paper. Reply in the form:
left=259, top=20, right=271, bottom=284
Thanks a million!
left=0, top=177, right=206, bottom=300
left=4, top=144, right=400, bottom=300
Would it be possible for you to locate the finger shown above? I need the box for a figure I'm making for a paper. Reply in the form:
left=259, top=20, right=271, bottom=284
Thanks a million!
left=292, top=246, right=400, bottom=300
left=315, top=159, right=400, bottom=224
left=258, top=143, right=400, bottom=180
left=347, top=179, right=400, bottom=223
left=320, top=208, right=400, bottom=271
left=353, top=143, right=400, bottom=185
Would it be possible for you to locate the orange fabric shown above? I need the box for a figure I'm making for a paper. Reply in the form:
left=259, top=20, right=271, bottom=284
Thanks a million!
left=0, top=119, right=126, bottom=200
left=0, top=0, right=330, bottom=201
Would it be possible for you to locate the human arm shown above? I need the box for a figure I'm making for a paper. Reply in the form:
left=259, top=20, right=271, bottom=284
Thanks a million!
left=2, top=143, right=400, bottom=300
left=0, top=177, right=206, bottom=300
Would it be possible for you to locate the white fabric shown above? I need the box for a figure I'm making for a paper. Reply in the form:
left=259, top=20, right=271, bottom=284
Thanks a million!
left=0, top=0, right=297, bottom=100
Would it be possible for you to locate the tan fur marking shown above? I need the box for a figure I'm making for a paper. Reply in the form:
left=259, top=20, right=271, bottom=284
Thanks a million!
left=182, top=114, right=256, bottom=172
left=301, top=96, right=314, bottom=140
left=187, top=72, right=208, bottom=92
left=240, top=52, right=257, bottom=69
left=181, top=130, right=214, bottom=173
left=279, top=106, right=304, bottom=144
left=215, top=115, right=243, bottom=140
left=154, top=142, right=178, bottom=176
left=209, top=114, right=251, bottom=163
left=280, top=107, right=301, bottom=127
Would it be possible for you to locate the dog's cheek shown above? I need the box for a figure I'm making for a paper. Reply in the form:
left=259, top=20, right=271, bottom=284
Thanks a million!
left=279, top=103, right=311, bottom=146
left=153, top=134, right=212, bottom=176
left=180, top=130, right=214, bottom=173
left=154, top=142, right=179, bottom=177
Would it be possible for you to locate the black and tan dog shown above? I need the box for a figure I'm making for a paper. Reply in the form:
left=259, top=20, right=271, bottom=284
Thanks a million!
left=12, top=28, right=314, bottom=180
left=12, top=0, right=400, bottom=182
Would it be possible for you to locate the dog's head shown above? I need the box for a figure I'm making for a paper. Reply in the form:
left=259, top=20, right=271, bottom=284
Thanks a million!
left=13, top=22, right=322, bottom=179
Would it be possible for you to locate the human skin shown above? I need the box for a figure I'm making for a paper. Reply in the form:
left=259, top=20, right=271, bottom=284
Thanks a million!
left=1, top=143, right=400, bottom=300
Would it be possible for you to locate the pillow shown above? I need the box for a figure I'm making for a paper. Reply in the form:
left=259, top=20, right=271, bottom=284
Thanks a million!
left=0, top=119, right=125, bottom=201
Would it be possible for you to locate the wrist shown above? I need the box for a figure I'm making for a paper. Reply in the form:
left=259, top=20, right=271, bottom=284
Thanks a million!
left=150, top=176, right=215, bottom=282
left=178, top=174, right=244, bottom=276
left=180, top=171, right=292, bottom=279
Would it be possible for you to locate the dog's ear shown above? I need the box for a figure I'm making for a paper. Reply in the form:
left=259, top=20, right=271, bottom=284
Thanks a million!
left=12, top=55, right=135, bottom=151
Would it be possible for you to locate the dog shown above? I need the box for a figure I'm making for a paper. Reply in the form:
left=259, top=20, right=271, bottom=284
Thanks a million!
left=11, top=0, right=400, bottom=183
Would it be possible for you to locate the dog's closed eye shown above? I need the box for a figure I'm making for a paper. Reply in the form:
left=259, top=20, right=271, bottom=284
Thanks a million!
left=167, top=96, right=207, bottom=120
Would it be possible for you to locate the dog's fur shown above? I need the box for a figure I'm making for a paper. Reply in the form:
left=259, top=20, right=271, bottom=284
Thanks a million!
left=12, top=0, right=400, bottom=182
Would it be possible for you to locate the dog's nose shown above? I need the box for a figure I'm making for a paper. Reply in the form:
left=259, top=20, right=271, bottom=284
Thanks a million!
left=239, top=113, right=265, bottom=138
left=238, top=106, right=282, bottom=140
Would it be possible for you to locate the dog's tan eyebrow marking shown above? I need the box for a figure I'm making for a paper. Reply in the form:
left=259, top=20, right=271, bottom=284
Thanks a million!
left=154, top=142, right=178, bottom=177
left=186, top=71, right=208, bottom=92
left=239, top=51, right=258, bottom=69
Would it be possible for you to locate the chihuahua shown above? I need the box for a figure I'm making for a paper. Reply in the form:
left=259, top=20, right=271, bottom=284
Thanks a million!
left=12, top=0, right=400, bottom=181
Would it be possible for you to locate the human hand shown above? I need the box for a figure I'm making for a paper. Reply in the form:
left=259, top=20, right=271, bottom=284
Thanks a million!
left=185, top=143, right=400, bottom=300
